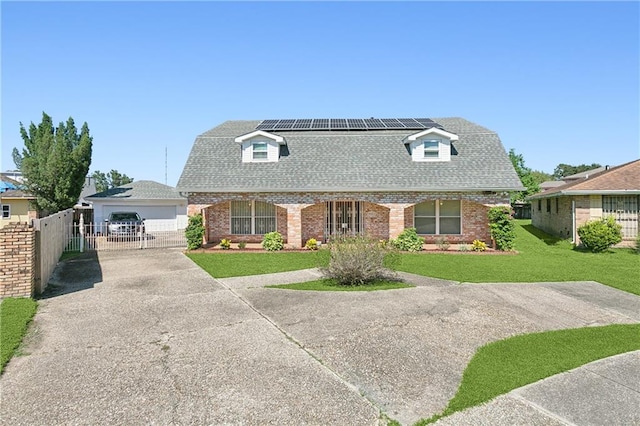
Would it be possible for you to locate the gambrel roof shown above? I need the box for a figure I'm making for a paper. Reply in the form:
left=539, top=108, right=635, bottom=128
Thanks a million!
left=177, top=117, right=523, bottom=193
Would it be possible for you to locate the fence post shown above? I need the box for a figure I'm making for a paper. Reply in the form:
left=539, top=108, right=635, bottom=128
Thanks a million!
left=79, top=213, right=85, bottom=253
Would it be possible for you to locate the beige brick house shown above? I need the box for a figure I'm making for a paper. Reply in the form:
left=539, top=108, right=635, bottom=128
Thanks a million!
left=529, top=159, right=639, bottom=246
left=177, top=117, right=523, bottom=248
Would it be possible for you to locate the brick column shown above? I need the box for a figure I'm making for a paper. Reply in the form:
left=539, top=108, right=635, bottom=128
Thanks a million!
left=380, top=203, right=411, bottom=240
left=277, top=204, right=310, bottom=248
left=0, top=223, right=35, bottom=299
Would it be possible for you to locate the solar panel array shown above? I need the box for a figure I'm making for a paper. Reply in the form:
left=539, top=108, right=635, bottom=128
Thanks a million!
left=255, top=118, right=442, bottom=131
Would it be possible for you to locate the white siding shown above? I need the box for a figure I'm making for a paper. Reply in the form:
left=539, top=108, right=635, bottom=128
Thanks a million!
left=241, top=138, right=280, bottom=162
left=410, top=138, right=451, bottom=162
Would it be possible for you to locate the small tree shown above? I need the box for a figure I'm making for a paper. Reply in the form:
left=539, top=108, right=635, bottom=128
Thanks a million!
left=185, top=214, right=205, bottom=250
left=322, top=234, right=398, bottom=285
left=577, top=216, right=622, bottom=252
left=16, top=112, right=93, bottom=213
left=488, top=206, right=516, bottom=251
left=92, top=169, right=134, bottom=193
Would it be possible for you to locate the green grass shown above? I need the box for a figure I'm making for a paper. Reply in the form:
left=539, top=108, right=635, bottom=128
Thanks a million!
left=266, top=279, right=414, bottom=291
left=398, top=220, right=640, bottom=295
left=416, top=323, right=640, bottom=425
left=59, top=250, right=83, bottom=261
left=1, top=298, right=38, bottom=374
left=186, top=250, right=330, bottom=278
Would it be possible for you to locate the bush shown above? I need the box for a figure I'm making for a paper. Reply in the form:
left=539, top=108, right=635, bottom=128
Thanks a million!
left=220, top=239, right=231, bottom=250
left=488, top=206, right=516, bottom=251
left=305, top=238, right=318, bottom=250
left=472, top=240, right=487, bottom=252
left=322, top=234, right=399, bottom=285
left=185, top=214, right=205, bottom=250
left=238, top=241, right=247, bottom=249
left=578, top=216, right=622, bottom=252
left=262, top=231, right=284, bottom=251
left=436, top=237, right=450, bottom=251
left=391, top=228, right=424, bottom=252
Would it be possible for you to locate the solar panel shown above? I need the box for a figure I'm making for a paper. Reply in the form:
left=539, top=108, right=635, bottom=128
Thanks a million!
left=255, top=118, right=442, bottom=131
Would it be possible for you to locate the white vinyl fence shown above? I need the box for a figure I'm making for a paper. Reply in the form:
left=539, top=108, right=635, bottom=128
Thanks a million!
left=65, top=214, right=187, bottom=252
left=33, top=209, right=74, bottom=293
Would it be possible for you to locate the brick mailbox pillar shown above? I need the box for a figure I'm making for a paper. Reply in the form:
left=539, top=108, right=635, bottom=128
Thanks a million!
left=0, top=223, right=35, bottom=298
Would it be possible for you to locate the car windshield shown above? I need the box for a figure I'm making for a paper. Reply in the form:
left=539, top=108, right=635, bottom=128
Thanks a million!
left=110, top=213, right=141, bottom=221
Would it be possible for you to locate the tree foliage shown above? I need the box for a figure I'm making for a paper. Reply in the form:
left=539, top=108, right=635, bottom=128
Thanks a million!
left=508, top=149, right=540, bottom=204
left=488, top=206, right=516, bottom=251
left=11, top=148, right=23, bottom=170
left=17, top=112, right=92, bottom=213
left=553, top=163, right=601, bottom=179
left=531, top=170, right=553, bottom=185
left=92, top=169, right=134, bottom=193
left=185, top=214, right=205, bottom=250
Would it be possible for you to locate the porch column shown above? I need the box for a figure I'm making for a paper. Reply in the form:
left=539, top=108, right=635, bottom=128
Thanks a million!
left=278, top=204, right=311, bottom=248
left=380, top=203, right=411, bottom=240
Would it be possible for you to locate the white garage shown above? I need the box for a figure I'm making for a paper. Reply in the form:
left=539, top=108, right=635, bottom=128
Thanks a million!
left=86, top=180, right=188, bottom=232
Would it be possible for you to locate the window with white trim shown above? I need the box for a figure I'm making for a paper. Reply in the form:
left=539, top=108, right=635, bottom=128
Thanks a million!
left=1, top=205, right=9, bottom=219
left=252, top=142, right=268, bottom=161
left=230, top=200, right=276, bottom=234
left=414, top=200, right=461, bottom=235
left=423, top=139, right=440, bottom=159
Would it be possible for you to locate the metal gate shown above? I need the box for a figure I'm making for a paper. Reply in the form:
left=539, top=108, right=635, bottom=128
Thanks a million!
left=64, top=214, right=187, bottom=252
left=325, top=201, right=362, bottom=238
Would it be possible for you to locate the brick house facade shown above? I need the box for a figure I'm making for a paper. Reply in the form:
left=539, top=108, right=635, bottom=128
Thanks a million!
left=178, top=117, right=523, bottom=248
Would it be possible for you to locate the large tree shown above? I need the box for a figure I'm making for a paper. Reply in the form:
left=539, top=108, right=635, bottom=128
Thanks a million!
left=508, top=149, right=540, bottom=204
left=553, top=163, right=601, bottom=179
left=17, top=112, right=93, bottom=213
left=92, top=169, right=134, bottom=193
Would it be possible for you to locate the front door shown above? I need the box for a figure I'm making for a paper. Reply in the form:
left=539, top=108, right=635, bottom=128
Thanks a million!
left=325, top=201, right=362, bottom=238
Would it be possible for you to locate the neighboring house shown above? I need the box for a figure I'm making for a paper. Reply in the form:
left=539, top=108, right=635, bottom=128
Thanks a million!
left=529, top=160, right=639, bottom=246
left=539, top=166, right=607, bottom=192
left=86, top=180, right=188, bottom=231
left=0, top=189, right=37, bottom=229
left=177, top=117, right=523, bottom=248
left=77, top=176, right=97, bottom=207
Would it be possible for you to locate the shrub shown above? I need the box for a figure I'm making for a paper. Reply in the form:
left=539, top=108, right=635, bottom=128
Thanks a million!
left=262, top=231, right=284, bottom=251
left=305, top=238, right=318, bottom=250
left=220, top=239, right=231, bottom=250
left=488, top=206, right=516, bottom=251
left=185, top=214, right=205, bottom=250
left=435, top=237, right=450, bottom=251
left=577, top=216, right=622, bottom=252
left=238, top=241, right=247, bottom=249
left=472, top=240, right=487, bottom=252
left=458, top=244, right=469, bottom=252
left=322, top=234, right=399, bottom=285
left=391, top=228, right=424, bottom=252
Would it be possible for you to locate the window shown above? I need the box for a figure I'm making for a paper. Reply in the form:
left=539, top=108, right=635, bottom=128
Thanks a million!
left=414, top=200, right=461, bottom=235
left=252, top=142, right=268, bottom=160
left=546, top=199, right=551, bottom=213
left=1, top=205, right=9, bottom=219
left=230, top=200, right=276, bottom=234
left=423, top=140, right=440, bottom=159
left=538, top=200, right=541, bottom=211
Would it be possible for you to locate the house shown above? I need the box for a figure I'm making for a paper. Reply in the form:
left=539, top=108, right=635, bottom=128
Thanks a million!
left=529, top=159, right=639, bottom=246
left=86, top=180, right=188, bottom=231
left=177, top=117, right=523, bottom=248
left=0, top=189, right=37, bottom=229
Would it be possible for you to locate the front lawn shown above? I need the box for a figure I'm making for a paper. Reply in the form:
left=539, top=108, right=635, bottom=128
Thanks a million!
left=266, top=279, right=413, bottom=291
left=1, top=298, right=38, bottom=374
left=417, top=323, right=640, bottom=424
left=186, top=221, right=639, bottom=295
left=187, top=250, right=329, bottom=278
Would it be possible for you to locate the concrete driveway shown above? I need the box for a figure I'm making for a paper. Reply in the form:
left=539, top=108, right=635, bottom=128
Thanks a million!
left=1, top=249, right=639, bottom=425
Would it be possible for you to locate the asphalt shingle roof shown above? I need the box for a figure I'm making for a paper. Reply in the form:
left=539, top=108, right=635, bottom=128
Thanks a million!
left=86, top=180, right=185, bottom=200
left=177, top=117, right=523, bottom=193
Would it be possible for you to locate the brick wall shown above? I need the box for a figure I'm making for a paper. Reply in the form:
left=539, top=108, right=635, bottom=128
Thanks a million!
left=531, top=195, right=576, bottom=240
left=190, top=191, right=509, bottom=248
left=0, top=223, right=35, bottom=298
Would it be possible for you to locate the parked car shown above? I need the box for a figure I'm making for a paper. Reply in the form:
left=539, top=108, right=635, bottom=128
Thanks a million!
left=105, top=212, right=145, bottom=239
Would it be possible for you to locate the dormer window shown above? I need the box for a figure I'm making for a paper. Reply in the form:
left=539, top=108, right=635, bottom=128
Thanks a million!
left=235, top=130, right=286, bottom=163
left=404, top=127, right=458, bottom=162
left=423, top=139, right=440, bottom=159
left=252, top=142, right=268, bottom=161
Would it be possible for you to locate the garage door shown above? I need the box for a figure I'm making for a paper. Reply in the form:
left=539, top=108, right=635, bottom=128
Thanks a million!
left=103, top=205, right=177, bottom=232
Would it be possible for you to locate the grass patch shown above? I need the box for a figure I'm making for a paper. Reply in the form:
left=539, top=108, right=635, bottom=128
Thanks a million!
left=416, top=324, right=640, bottom=425
left=398, top=220, right=640, bottom=295
left=186, top=250, right=329, bottom=278
left=1, top=298, right=38, bottom=374
left=266, top=278, right=413, bottom=291
left=59, top=250, right=83, bottom=261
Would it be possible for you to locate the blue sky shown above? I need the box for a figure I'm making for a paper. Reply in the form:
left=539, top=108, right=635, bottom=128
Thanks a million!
left=2, top=1, right=638, bottom=187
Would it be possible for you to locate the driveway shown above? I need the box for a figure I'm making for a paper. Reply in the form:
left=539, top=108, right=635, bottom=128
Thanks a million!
left=1, top=249, right=639, bottom=425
